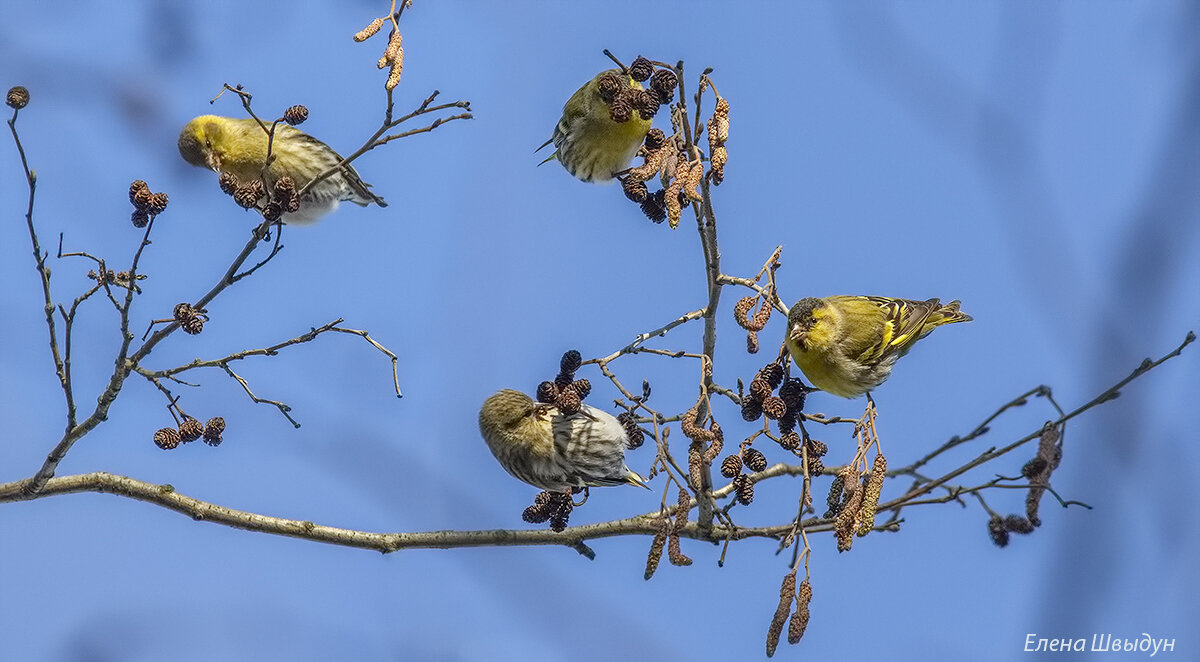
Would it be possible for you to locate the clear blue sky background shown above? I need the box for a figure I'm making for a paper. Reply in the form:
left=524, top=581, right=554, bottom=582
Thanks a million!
left=3, top=2, right=1198, bottom=660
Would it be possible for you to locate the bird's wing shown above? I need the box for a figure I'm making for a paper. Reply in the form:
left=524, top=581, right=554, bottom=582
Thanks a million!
left=852, top=296, right=941, bottom=365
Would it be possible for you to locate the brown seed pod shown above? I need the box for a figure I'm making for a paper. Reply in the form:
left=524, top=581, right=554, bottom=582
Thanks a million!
left=1004, top=514, right=1036, bottom=534
left=805, top=438, right=828, bottom=457
left=740, top=397, right=763, bottom=422
left=667, top=533, right=692, bottom=566
left=6, top=85, right=30, bottom=110
left=644, top=527, right=668, bottom=580
left=779, top=378, right=806, bottom=409
left=664, top=166, right=683, bottom=229
left=178, top=418, right=204, bottom=443
left=628, top=56, right=654, bottom=82
left=680, top=158, right=703, bottom=202
left=761, top=396, right=786, bottom=420
left=759, top=363, right=784, bottom=389
left=353, top=17, right=385, bottom=42
left=701, top=420, right=724, bottom=464
left=778, top=431, right=801, bottom=451
left=765, top=571, right=796, bottom=657
left=147, top=191, right=169, bottom=214
left=218, top=172, right=239, bottom=195
left=825, top=473, right=846, bottom=518
left=181, top=315, right=204, bottom=335
left=856, top=454, right=887, bottom=537
left=386, top=55, right=404, bottom=92
left=153, top=427, right=181, bottom=450
left=749, top=377, right=772, bottom=402
left=640, top=189, right=667, bottom=223
left=621, top=176, right=648, bottom=203
left=806, top=456, right=824, bottom=477
left=988, top=515, right=1010, bottom=548
left=643, top=127, right=667, bottom=151
left=554, top=387, right=581, bottom=416
left=609, top=91, right=634, bottom=123
left=132, top=187, right=155, bottom=211
left=568, top=378, right=590, bottom=400
left=788, top=579, right=812, bottom=645
left=560, top=349, right=583, bottom=375
left=734, top=474, right=754, bottom=505
left=130, top=210, right=150, bottom=228
left=632, top=88, right=660, bottom=121
left=596, top=71, right=624, bottom=103
left=679, top=405, right=714, bottom=442
left=720, top=453, right=743, bottom=478
left=129, top=180, right=149, bottom=205
left=262, top=201, right=283, bottom=222
left=234, top=182, right=263, bottom=209
left=173, top=303, right=195, bottom=322
left=650, top=69, right=677, bottom=101
left=734, top=296, right=757, bottom=330
left=548, top=493, right=573, bottom=532
left=744, top=447, right=767, bottom=473
left=272, top=176, right=296, bottom=200
left=283, top=105, right=308, bottom=126
left=203, top=417, right=225, bottom=446
left=709, top=145, right=727, bottom=185
left=627, top=145, right=667, bottom=183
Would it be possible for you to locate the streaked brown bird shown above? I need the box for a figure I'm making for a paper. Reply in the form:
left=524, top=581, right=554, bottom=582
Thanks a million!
left=478, top=389, right=649, bottom=492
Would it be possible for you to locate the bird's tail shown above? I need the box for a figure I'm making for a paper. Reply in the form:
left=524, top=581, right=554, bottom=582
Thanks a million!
left=929, top=299, right=972, bottom=326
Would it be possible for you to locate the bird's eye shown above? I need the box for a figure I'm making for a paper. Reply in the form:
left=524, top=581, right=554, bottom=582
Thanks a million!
left=204, top=139, right=211, bottom=148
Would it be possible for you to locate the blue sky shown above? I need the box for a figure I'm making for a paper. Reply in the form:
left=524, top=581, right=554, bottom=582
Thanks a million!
left=2, top=2, right=1198, bottom=660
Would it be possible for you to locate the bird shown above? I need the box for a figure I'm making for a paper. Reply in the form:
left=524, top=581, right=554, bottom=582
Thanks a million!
left=177, top=115, right=386, bottom=224
left=478, top=389, right=649, bottom=493
left=785, top=296, right=971, bottom=398
left=537, top=69, right=652, bottom=183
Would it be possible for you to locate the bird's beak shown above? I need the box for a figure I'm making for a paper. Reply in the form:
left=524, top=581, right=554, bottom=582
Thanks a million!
left=789, top=325, right=807, bottom=350
left=626, top=471, right=651, bottom=490
left=207, top=153, right=221, bottom=172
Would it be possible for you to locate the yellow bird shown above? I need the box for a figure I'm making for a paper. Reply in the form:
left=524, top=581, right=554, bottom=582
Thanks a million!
left=785, top=296, right=971, bottom=398
left=538, top=70, right=652, bottom=183
left=178, top=115, right=386, bottom=224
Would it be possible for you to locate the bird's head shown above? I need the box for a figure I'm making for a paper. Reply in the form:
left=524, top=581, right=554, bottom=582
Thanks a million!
left=787, top=297, right=829, bottom=351
left=177, top=115, right=224, bottom=171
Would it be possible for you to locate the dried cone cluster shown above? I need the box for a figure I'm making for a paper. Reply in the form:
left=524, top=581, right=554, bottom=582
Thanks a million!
left=1023, top=421, right=1062, bottom=527
left=644, top=488, right=693, bottom=580
left=534, top=349, right=592, bottom=417
left=765, top=570, right=812, bottom=657
left=7, top=85, right=30, bottom=110
left=87, top=268, right=141, bottom=289
left=826, top=453, right=889, bottom=552
left=128, top=180, right=169, bottom=228
left=153, top=416, right=227, bottom=450
left=522, top=491, right=574, bottom=532
left=734, top=293, right=774, bottom=355
left=615, top=411, right=645, bottom=450
left=708, top=96, right=730, bottom=184
left=354, top=14, right=404, bottom=90
left=173, top=302, right=208, bottom=335
left=679, top=403, right=724, bottom=491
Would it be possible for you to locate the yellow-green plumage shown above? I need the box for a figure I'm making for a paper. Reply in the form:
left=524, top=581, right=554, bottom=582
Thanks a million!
left=785, top=296, right=971, bottom=398
left=177, top=115, right=385, bottom=224
left=541, top=70, right=652, bottom=183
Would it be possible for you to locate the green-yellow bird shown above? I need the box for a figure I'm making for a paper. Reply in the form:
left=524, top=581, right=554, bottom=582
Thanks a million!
left=178, top=115, right=386, bottom=224
left=538, top=69, right=652, bottom=183
left=785, top=296, right=971, bottom=398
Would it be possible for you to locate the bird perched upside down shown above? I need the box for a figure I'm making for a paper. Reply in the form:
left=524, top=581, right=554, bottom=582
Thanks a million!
left=178, top=115, right=386, bottom=224
left=786, top=296, right=971, bottom=399
left=478, top=389, right=649, bottom=493
left=538, top=69, right=652, bottom=183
